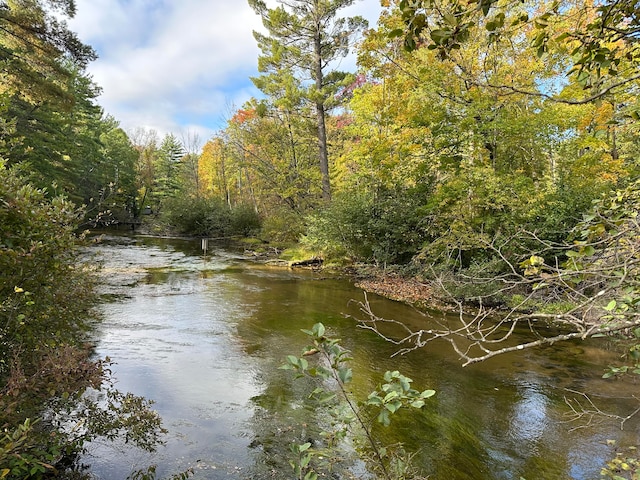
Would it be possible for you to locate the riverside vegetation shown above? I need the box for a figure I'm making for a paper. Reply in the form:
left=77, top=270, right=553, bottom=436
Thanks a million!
left=1, top=0, right=639, bottom=478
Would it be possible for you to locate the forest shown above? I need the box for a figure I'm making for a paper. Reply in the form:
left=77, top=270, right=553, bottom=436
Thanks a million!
left=1, top=0, right=639, bottom=477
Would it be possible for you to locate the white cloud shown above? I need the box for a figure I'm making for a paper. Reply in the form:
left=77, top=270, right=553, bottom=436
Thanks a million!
left=69, top=0, right=383, bottom=142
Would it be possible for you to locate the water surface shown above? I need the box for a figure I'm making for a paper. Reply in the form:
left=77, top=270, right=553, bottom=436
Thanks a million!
left=86, top=235, right=640, bottom=479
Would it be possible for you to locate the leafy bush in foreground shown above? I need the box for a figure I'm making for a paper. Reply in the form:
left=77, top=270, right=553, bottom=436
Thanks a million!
left=0, top=163, right=166, bottom=478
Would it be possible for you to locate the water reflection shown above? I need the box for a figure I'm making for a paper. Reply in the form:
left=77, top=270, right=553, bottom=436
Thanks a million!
left=509, top=381, right=548, bottom=446
left=86, top=235, right=640, bottom=479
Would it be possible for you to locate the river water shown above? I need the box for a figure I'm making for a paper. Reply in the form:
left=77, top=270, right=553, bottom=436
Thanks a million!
left=85, top=234, right=639, bottom=479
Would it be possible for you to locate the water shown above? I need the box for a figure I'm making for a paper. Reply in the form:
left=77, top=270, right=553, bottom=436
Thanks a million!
left=85, top=234, right=640, bottom=479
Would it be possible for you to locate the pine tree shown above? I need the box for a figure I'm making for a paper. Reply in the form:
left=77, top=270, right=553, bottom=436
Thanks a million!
left=249, top=0, right=367, bottom=202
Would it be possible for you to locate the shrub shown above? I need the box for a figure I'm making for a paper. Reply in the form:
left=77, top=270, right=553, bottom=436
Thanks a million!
left=163, top=196, right=262, bottom=238
left=260, top=207, right=305, bottom=245
left=303, top=188, right=426, bottom=265
left=0, top=162, right=91, bottom=377
left=0, top=162, right=166, bottom=477
left=229, top=203, right=261, bottom=237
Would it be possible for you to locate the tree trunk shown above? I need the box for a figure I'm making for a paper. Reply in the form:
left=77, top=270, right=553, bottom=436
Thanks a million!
left=317, top=101, right=331, bottom=202
left=314, top=20, right=331, bottom=202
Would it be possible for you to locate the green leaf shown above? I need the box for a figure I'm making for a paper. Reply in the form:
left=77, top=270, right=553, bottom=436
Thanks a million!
left=338, top=367, right=352, bottom=384
left=315, top=366, right=332, bottom=379
left=383, top=390, right=399, bottom=402
left=534, top=17, right=548, bottom=28
left=299, top=442, right=311, bottom=452
left=385, top=401, right=401, bottom=413
left=430, top=29, right=451, bottom=45
left=576, top=70, right=590, bottom=86
left=377, top=410, right=391, bottom=426
left=317, top=392, right=336, bottom=403
left=421, top=389, right=436, bottom=399
left=443, top=13, right=456, bottom=26
left=400, top=376, right=412, bottom=391
left=312, top=323, right=325, bottom=338
left=387, top=370, right=400, bottom=381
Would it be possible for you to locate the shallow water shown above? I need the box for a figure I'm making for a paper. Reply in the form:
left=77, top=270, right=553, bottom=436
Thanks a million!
left=85, top=235, right=640, bottom=479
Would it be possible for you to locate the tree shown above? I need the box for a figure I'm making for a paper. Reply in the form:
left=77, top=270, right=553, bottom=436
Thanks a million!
left=198, top=137, right=232, bottom=205
left=248, top=0, right=367, bottom=201
left=97, top=119, right=139, bottom=223
left=394, top=0, right=640, bottom=104
left=129, top=127, right=160, bottom=217
left=156, top=133, right=184, bottom=203
left=0, top=0, right=96, bottom=106
left=180, top=130, right=202, bottom=197
left=225, top=103, right=321, bottom=213
left=0, top=2, right=139, bottom=226
left=344, top=3, right=632, bottom=268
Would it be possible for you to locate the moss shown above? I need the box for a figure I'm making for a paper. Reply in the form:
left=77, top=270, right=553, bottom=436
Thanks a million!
left=280, top=245, right=320, bottom=262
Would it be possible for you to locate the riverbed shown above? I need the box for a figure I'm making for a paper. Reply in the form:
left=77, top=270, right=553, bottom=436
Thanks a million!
left=85, top=234, right=639, bottom=479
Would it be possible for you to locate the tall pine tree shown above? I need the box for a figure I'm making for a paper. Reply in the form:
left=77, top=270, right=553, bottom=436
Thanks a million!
left=249, top=0, right=367, bottom=201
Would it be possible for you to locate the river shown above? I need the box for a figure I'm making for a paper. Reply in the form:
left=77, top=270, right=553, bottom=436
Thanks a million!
left=85, top=234, right=639, bottom=479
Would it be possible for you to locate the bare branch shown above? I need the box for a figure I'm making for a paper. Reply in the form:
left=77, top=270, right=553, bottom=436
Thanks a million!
left=563, top=389, right=640, bottom=431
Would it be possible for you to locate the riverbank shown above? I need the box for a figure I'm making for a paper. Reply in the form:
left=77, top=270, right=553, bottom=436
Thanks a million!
left=244, top=241, right=439, bottom=308
left=353, top=271, right=433, bottom=307
left=100, top=226, right=439, bottom=309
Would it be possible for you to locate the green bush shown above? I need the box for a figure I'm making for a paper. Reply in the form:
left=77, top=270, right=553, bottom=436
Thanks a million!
left=163, top=196, right=262, bottom=238
left=260, top=207, right=305, bottom=245
left=303, top=188, right=426, bottom=265
left=163, top=196, right=222, bottom=236
left=230, top=203, right=261, bottom=237
left=0, top=162, right=92, bottom=377
left=282, top=323, right=434, bottom=479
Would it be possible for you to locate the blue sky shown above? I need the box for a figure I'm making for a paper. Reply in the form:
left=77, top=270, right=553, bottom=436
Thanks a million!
left=68, top=0, right=384, bottom=146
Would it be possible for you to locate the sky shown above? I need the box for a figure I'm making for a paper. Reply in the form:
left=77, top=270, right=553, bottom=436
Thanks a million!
left=67, top=0, right=384, bottom=146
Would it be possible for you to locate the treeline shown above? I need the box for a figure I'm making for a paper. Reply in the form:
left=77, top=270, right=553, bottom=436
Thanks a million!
left=188, top=0, right=638, bottom=272
left=5, top=1, right=634, bottom=274
left=4, top=0, right=636, bottom=268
